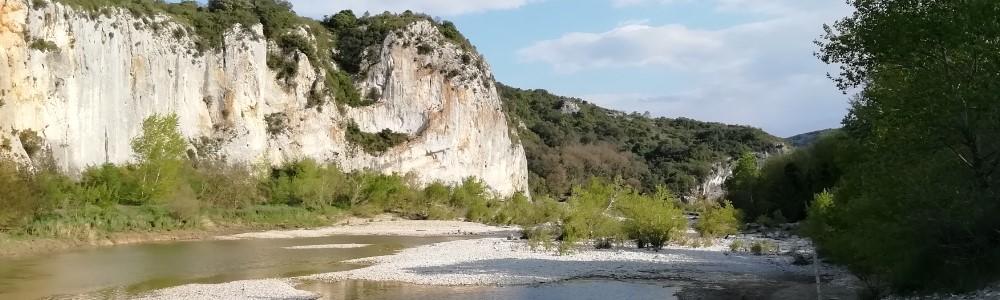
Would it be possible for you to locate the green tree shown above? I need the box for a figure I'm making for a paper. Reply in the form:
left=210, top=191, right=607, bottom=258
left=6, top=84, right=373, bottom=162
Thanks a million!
left=726, top=152, right=760, bottom=217
left=810, top=0, right=1000, bottom=293
left=131, top=114, right=188, bottom=203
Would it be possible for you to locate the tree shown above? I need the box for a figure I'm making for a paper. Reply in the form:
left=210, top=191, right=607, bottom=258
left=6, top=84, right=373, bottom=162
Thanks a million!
left=810, top=0, right=1000, bottom=293
left=131, top=114, right=188, bottom=203
left=726, top=152, right=759, bottom=217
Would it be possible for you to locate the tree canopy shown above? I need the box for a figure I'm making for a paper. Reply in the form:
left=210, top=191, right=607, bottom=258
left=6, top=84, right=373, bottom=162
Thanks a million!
left=805, top=0, right=1000, bottom=294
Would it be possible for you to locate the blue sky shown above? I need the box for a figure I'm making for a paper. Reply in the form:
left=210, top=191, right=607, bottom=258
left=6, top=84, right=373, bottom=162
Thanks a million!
left=287, top=0, right=854, bottom=137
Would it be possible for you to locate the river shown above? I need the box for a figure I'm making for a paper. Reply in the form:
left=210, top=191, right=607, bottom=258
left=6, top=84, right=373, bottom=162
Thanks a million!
left=0, top=234, right=854, bottom=300
left=0, top=235, right=463, bottom=299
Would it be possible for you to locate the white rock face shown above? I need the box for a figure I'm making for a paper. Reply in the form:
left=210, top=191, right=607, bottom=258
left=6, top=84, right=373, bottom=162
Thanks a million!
left=0, top=1, right=529, bottom=196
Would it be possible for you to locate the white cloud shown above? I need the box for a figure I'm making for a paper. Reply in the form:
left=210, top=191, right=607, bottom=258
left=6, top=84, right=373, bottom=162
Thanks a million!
left=287, top=0, right=534, bottom=17
left=521, top=0, right=853, bottom=135
left=517, top=24, right=726, bottom=72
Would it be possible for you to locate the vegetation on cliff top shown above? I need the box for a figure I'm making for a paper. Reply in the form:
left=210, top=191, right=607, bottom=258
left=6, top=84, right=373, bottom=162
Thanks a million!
left=499, top=84, right=783, bottom=198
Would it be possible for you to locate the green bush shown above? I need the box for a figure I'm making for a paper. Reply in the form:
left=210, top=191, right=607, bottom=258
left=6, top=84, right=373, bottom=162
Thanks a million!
left=264, top=112, right=290, bottom=135
left=79, top=163, right=144, bottom=206
left=344, top=121, right=409, bottom=154
left=695, top=201, right=741, bottom=238
left=29, top=39, right=59, bottom=52
left=560, top=178, right=626, bottom=252
left=18, top=129, right=44, bottom=158
left=267, top=159, right=349, bottom=210
left=750, top=240, right=778, bottom=255
left=620, top=187, right=686, bottom=250
left=0, top=160, right=40, bottom=230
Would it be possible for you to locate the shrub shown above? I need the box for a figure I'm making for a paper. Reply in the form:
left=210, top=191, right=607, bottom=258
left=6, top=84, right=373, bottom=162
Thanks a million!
left=0, top=160, right=39, bottom=230
left=695, top=201, right=741, bottom=238
left=620, top=187, right=686, bottom=250
left=750, top=240, right=778, bottom=255
left=18, top=129, right=44, bottom=158
left=267, top=159, right=349, bottom=210
left=79, top=163, right=144, bottom=206
left=29, top=39, right=59, bottom=52
left=729, top=239, right=745, bottom=252
left=416, top=43, right=433, bottom=55
left=560, top=178, right=626, bottom=253
left=264, top=112, right=290, bottom=135
left=191, top=163, right=263, bottom=209
left=344, top=121, right=409, bottom=154
left=525, top=224, right=559, bottom=251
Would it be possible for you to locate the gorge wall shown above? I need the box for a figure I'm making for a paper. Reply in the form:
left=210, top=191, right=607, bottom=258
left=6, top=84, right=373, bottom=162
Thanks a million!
left=0, top=0, right=529, bottom=196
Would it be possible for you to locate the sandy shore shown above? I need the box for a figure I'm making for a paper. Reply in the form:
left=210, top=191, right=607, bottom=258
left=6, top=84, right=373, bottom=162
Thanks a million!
left=218, top=218, right=519, bottom=240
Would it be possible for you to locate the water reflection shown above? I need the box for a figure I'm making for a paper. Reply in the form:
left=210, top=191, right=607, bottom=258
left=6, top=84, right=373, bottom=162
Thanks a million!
left=0, top=235, right=463, bottom=299
left=299, top=279, right=681, bottom=300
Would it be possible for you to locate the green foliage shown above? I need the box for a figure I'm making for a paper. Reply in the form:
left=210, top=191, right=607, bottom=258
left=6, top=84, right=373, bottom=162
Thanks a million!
left=267, top=159, right=349, bottom=210
left=131, top=114, right=188, bottom=203
left=190, top=163, right=263, bottom=209
left=344, top=121, right=409, bottom=154
left=729, top=131, right=856, bottom=222
left=322, top=10, right=474, bottom=75
left=560, top=178, right=627, bottom=251
left=499, top=84, right=782, bottom=198
left=806, top=0, right=1000, bottom=293
left=17, top=129, right=44, bottom=158
left=79, top=163, right=144, bottom=206
left=619, top=186, right=686, bottom=250
left=29, top=39, right=59, bottom=52
left=749, top=240, right=777, bottom=255
left=264, top=112, right=289, bottom=135
left=694, top=201, right=741, bottom=239
left=725, top=152, right=758, bottom=216
left=0, top=161, right=39, bottom=230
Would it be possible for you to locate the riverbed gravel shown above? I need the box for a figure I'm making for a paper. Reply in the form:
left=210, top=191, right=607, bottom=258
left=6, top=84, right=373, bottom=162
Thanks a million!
left=133, top=279, right=317, bottom=300
left=303, top=237, right=852, bottom=286
left=219, top=219, right=518, bottom=240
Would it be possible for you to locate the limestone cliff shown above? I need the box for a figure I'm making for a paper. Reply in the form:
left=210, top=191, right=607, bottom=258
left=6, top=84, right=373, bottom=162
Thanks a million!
left=0, top=0, right=529, bottom=196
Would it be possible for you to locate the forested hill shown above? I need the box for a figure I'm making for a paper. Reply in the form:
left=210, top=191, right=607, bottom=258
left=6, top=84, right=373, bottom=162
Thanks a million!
left=499, top=84, right=785, bottom=198
left=785, top=128, right=838, bottom=148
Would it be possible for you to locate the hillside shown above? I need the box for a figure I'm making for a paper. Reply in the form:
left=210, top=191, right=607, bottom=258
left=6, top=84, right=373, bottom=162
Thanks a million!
left=500, top=84, right=785, bottom=198
left=785, top=128, right=838, bottom=148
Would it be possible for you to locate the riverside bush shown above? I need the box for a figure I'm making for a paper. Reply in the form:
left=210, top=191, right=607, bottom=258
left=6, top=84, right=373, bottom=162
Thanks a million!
left=695, top=201, right=741, bottom=238
left=560, top=178, right=627, bottom=252
left=620, top=187, right=686, bottom=250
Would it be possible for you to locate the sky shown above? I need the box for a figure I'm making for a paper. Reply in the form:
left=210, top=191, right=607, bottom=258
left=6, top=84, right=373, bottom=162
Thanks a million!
left=285, top=0, right=855, bottom=137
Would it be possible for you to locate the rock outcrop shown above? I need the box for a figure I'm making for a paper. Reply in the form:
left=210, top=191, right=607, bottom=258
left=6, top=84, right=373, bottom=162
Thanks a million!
left=0, top=0, right=529, bottom=196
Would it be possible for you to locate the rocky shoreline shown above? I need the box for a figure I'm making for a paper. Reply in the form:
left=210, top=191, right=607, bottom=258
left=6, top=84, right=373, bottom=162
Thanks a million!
left=135, top=219, right=860, bottom=299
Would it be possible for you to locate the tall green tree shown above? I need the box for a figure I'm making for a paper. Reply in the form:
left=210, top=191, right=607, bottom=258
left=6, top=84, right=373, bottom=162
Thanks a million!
left=726, top=152, right=759, bottom=216
left=810, top=0, right=1000, bottom=293
left=131, top=114, right=189, bottom=203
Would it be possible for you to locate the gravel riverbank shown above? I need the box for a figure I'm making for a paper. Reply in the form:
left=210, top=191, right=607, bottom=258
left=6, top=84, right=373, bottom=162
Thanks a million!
left=133, top=219, right=859, bottom=299
left=218, top=218, right=519, bottom=240
left=303, top=237, right=850, bottom=286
